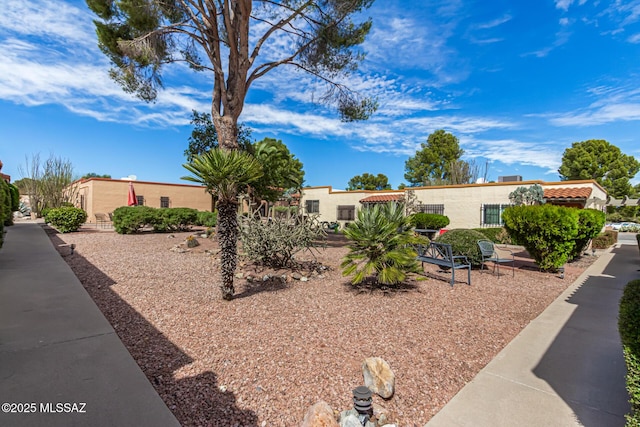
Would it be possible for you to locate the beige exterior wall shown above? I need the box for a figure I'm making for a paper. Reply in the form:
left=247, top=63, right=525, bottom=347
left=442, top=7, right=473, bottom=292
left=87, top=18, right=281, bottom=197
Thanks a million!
left=300, top=180, right=607, bottom=229
left=72, top=178, right=212, bottom=223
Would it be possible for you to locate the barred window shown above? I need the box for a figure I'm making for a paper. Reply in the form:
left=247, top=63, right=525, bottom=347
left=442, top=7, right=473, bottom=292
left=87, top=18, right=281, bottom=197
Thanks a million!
left=337, top=205, right=355, bottom=221
left=416, top=204, right=445, bottom=215
left=136, top=195, right=144, bottom=206
left=482, top=204, right=510, bottom=226
left=160, top=196, right=170, bottom=208
left=305, top=199, right=319, bottom=214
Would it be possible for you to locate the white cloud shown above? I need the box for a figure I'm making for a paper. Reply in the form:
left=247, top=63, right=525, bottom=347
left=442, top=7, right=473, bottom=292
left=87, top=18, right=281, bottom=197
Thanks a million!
left=628, top=33, right=640, bottom=43
left=555, top=0, right=573, bottom=12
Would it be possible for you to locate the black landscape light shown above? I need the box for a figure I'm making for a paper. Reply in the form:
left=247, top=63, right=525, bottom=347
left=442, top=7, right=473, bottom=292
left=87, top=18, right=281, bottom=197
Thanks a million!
left=558, top=266, right=565, bottom=279
left=353, top=385, right=372, bottom=425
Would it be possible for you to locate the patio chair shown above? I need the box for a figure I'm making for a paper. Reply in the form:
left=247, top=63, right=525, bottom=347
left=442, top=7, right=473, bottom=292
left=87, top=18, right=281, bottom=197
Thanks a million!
left=95, top=212, right=112, bottom=229
left=477, top=239, right=515, bottom=276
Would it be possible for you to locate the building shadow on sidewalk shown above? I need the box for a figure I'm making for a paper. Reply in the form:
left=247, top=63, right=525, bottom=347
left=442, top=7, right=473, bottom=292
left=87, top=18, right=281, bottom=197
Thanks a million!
left=47, top=229, right=259, bottom=426
left=531, top=246, right=636, bottom=427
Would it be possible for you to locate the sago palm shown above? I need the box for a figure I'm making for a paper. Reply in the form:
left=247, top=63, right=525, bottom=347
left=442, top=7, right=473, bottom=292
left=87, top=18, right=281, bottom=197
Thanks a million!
left=342, top=202, right=425, bottom=286
left=182, top=149, right=263, bottom=300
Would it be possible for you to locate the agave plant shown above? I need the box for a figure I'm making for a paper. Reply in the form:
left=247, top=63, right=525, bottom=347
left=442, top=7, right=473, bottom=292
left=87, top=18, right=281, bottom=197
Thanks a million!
left=341, top=202, right=425, bottom=286
left=182, top=149, right=263, bottom=300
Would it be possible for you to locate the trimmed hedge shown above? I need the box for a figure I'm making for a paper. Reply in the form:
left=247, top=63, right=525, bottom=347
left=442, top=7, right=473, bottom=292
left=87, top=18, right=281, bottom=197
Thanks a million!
left=472, top=227, right=509, bottom=243
left=46, top=206, right=88, bottom=233
left=410, top=213, right=450, bottom=230
left=112, top=206, right=212, bottom=234
left=570, top=208, right=606, bottom=259
left=435, top=228, right=487, bottom=267
left=195, top=210, right=217, bottom=227
left=153, top=207, right=198, bottom=232
left=619, top=279, right=640, bottom=426
left=502, top=204, right=579, bottom=271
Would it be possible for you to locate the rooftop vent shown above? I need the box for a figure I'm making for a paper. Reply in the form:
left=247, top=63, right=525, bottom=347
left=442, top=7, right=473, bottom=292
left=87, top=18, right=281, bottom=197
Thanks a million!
left=498, top=175, right=522, bottom=182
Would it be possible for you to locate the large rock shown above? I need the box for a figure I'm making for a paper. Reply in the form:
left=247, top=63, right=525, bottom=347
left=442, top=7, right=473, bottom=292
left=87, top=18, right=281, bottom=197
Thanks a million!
left=301, top=401, right=339, bottom=427
left=362, top=357, right=395, bottom=399
left=339, top=414, right=362, bottom=427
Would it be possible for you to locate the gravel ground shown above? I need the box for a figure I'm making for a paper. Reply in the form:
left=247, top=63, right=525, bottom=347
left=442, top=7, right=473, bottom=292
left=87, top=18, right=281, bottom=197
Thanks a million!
left=49, top=227, right=597, bottom=426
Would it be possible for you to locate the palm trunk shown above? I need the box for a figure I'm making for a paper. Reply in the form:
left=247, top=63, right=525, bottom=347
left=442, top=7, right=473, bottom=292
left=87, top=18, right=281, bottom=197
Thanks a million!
left=216, top=200, right=239, bottom=300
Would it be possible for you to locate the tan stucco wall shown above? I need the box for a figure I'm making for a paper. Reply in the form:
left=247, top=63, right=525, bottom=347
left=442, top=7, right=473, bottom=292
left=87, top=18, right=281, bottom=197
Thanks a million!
left=72, top=178, right=212, bottom=223
left=300, top=180, right=607, bottom=229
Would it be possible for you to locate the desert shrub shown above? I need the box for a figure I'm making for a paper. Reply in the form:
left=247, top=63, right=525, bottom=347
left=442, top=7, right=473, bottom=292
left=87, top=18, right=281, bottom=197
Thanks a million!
left=196, top=210, right=217, bottom=227
left=153, top=207, right=198, bottom=232
left=473, top=227, right=505, bottom=243
left=342, top=202, right=426, bottom=285
left=112, top=206, right=157, bottom=234
left=502, top=204, right=578, bottom=271
left=605, top=229, right=618, bottom=242
left=8, top=183, right=19, bottom=213
left=46, top=206, right=88, bottom=233
left=41, top=207, right=54, bottom=222
left=0, top=180, right=7, bottom=248
left=409, top=213, right=450, bottom=230
left=240, top=216, right=325, bottom=268
left=619, top=279, right=640, bottom=426
left=435, top=228, right=487, bottom=267
left=591, top=234, right=614, bottom=249
left=570, top=208, right=606, bottom=260
left=1, top=180, right=11, bottom=226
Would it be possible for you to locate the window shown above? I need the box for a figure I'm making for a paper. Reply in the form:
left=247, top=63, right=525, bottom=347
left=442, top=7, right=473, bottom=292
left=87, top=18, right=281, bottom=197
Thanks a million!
left=136, top=195, right=144, bottom=206
left=305, top=199, right=319, bottom=214
left=416, top=204, right=445, bottom=215
left=160, top=196, right=170, bottom=208
left=337, top=205, right=355, bottom=221
left=482, top=204, right=510, bottom=226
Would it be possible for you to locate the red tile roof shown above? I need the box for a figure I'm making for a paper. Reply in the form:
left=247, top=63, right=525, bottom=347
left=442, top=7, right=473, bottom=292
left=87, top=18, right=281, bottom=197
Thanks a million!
left=359, top=194, right=404, bottom=203
left=544, top=187, right=592, bottom=199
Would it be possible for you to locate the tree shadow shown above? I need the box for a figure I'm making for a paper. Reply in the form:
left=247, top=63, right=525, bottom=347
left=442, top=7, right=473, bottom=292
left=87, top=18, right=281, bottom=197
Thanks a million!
left=232, top=277, right=291, bottom=299
left=342, top=276, right=420, bottom=295
left=45, top=227, right=259, bottom=426
left=531, top=245, right=634, bottom=426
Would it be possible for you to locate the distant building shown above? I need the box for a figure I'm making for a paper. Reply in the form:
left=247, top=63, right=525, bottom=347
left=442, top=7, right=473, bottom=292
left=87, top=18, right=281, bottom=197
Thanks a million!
left=300, top=180, right=607, bottom=229
left=69, top=178, right=213, bottom=224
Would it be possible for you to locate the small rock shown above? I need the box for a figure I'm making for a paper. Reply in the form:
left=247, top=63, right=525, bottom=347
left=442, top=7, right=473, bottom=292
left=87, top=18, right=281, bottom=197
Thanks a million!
left=362, top=357, right=395, bottom=399
left=218, top=385, right=227, bottom=392
left=300, top=276, right=309, bottom=282
left=301, top=401, right=338, bottom=427
left=167, top=234, right=175, bottom=238
left=291, top=272, right=302, bottom=280
left=235, top=272, right=244, bottom=279
left=339, top=414, right=362, bottom=427
left=262, top=274, right=271, bottom=282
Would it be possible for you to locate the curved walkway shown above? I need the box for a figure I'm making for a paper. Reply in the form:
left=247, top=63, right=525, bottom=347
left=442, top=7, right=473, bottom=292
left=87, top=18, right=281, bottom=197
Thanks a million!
left=0, top=221, right=179, bottom=427
left=427, top=237, right=638, bottom=427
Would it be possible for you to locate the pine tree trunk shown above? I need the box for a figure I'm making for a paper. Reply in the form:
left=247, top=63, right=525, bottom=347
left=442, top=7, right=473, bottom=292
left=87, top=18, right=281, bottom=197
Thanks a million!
left=216, top=200, right=239, bottom=300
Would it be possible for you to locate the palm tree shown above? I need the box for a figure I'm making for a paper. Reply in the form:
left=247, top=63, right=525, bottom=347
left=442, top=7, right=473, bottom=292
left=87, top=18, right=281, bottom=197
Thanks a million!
left=182, top=149, right=263, bottom=300
left=341, top=202, right=425, bottom=286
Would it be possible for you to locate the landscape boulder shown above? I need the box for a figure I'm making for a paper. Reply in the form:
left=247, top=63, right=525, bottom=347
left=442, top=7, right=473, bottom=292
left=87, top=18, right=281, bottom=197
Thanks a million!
left=362, top=357, right=395, bottom=399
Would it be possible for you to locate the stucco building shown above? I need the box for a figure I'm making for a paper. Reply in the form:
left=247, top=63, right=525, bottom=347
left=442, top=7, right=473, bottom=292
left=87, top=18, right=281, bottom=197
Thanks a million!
left=71, top=178, right=213, bottom=224
left=299, top=180, right=607, bottom=229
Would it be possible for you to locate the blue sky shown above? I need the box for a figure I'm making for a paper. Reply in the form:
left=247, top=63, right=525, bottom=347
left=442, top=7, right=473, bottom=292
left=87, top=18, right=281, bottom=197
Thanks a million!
left=1, top=0, right=639, bottom=190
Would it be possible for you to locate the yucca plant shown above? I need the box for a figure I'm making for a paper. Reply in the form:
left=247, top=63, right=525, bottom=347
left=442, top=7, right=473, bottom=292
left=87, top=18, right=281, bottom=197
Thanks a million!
left=182, top=149, right=263, bottom=300
left=341, top=202, right=426, bottom=286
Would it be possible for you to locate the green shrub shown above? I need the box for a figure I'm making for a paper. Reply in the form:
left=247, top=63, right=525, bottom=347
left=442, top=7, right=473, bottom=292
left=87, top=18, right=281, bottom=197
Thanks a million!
left=240, top=216, right=325, bottom=268
left=0, top=180, right=7, bottom=248
left=196, top=210, right=217, bottom=227
left=605, top=229, right=618, bottom=243
left=46, top=206, right=88, bottom=233
left=435, top=228, right=487, bottom=267
left=409, top=213, right=450, bottom=230
left=473, top=227, right=505, bottom=243
left=502, top=204, right=578, bottom=271
left=619, top=279, right=640, bottom=426
left=570, top=208, right=606, bottom=260
left=342, top=203, right=426, bottom=285
left=8, top=183, right=19, bottom=213
left=1, top=180, right=11, bottom=226
left=153, top=207, right=198, bottom=232
left=591, top=234, right=614, bottom=249
left=112, top=206, right=157, bottom=234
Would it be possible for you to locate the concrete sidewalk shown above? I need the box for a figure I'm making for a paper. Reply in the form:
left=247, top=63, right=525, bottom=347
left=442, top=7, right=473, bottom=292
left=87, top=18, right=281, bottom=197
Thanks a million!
left=427, top=241, right=638, bottom=427
left=0, top=222, right=180, bottom=427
